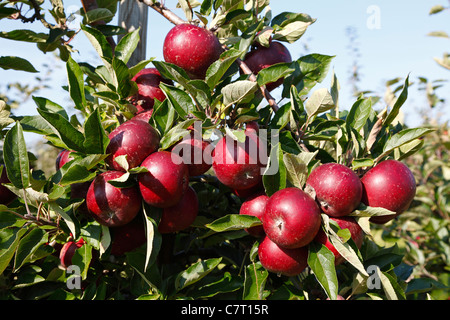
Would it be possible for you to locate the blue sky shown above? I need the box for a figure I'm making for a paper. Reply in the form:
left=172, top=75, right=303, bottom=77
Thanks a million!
left=1, top=0, right=449, bottom=141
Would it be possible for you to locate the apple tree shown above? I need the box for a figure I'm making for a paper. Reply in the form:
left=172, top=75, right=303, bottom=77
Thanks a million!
left=0, top=0, right=447, bottom=300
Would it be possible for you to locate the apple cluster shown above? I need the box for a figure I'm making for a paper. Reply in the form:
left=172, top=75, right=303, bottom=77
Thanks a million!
left=239, top=160, right=416, bottom=277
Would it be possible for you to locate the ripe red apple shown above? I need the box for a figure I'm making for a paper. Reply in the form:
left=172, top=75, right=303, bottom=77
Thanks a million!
left=171, top=130, right=213, bottom=177
left=138, top=151, right=189, bottom=208
left=106, top=119, right=160, bottom=172
left=263, top=187, right=321, bottom=249
left=239, top=191, right=269, bottom=237
left=131, top=109, right=153, bottom=122
left=129, top=68, right=173, bottom=113
left=55, top=149, right=74, bottom=170
left=163, top=23, right=223, bottom=79
left=110, top=217, right=147, bottom=256
left=212, top=131, right=267, bottom=191
left=158, top=186, right=199, bottom=234
left=86, top=171, right=142, bottom=227
left=242, top=41, right=292, bottom=91
left=258, top=236, right=309, bottom=277
left=0, top=165, right=17, bottom=205
left=59, top=238, right=85, bottom=269
left=314, top=216, right=364, bottom=265
left=305, top=163, right=362, bottom=217
left=361, top=160, right=416, bottom=224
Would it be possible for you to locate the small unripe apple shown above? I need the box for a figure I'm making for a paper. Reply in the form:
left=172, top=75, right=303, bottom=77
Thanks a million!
left=242, top=41, right=292, bottom=91
left=305, top=163, right=362, bottom=217
left=212, top=131, right=267, bottom=191
left=138, top=151, right=189, bottom=208
left=106, top=119, right=160, bottom=172
left=314, top=216, right=364, bottom=265
left=59, top=238, right=85, bottom=269
left=129, top=68, right=173, bottom=113
left=239, top=191, right=269, bottom=237
left=361, top=160, right=416, bottom=224
left=86, top=171, right=142, bottom=227
left=0, top=164, right=17, bottom=205
left=263, top=187, right=321, bottom=249
left=158, top=186, right=199, bottom=234
left=163, top=23, right=223, bottom=79
left=258, top=236, right=308, bottom=277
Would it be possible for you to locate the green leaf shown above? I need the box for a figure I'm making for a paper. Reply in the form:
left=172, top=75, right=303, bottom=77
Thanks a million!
left=32, top=96, right=68, bottom=119
left=243, top=261, right=269, bottom=300
left=112, top=57, right=132, bottom=98
left=304, top=88, right=335, bottom=117
left=83, top=108, right=109, bottom=154
left=269, top=103, right=291, bottom=130
left=429, top=5, right=446, bottom=15
left=37, top=109, right=86, bottom=152
left=0, top=228, right=27, bottom=275
left=273, top=20, right=313, bottom=43
left=175, top=257, right=222, bottom=291
left=72, top=244, right=92, bottom=280
left=263, top=142, right=286, bottom=196
left=256, top=62, right=295, bottom=87
left=85, top=8, right=114, bottom=24
left=49, top=202, right=77, bottom=239
left=283, top=151, right=317, bottom=189
left=283, top=54, right=334, bottom=98
left=159, top=119, right=195, bottom=150
left=0, top=29, right=47, bottom=43
left=382, top=128, right=435, bottom=155
left=66, top=56, right=86, bottom=111
left=383, top=75, right=409, bottom=127
left=59, top=164, right=97, bottom=186
left=308, top=242, right=338, bottom=300
left=346, top=97, right=373, bottom=132
left=14, top=228, right=48, bottom=272
left=159, top=83, right=193, bottom=118
left=114, top=29, right=140, bottom=65
left=0, top=56, right=38, bottom=73
left=205, top=214, right=262, bottom=232
left=221, top=80, right=259, bottom=108
left=3, top=121, right=30, bottom=189
left=142, top=203, right=162, bottom=272
left=80, top=24, right=113, bottom=60
left=206, top=49, right=242, bottom=89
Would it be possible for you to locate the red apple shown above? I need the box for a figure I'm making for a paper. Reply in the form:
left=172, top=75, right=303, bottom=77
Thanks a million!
left=163, top=23, right=223, bottom=79
left=314, top=216, right=364, bottom=265
left=110, top=217, right=147, bottom=256
left=305, top=163, right=362, bottom=217
left=263, top=187, right=321, bottom=249
left=131, top=109, right=153, bottom=123
left=239, top=191, right=269, bottom=237
left=106, top=119, right=160, bottom=172
left=59, top=238, right=85, bottom=269
left=258, top=236, right=309, bottom=277
left=129, top=68, right=173, bottom=113
left=55, top=149, right=74, bottom=170
left=361, top=160, right=416, bottom=224
left=86, top=171, right=142, bottom=227
left=171, top=130, right=213, bottom=177
left=138, top=151, right=189, bottom=208
left=242, top=41, right=292, bottom=91
left=158, top=186, right=199, bottom=234
left=0, top=165, right=17, bottom=205
left=212, top=131, right=267, bottom=191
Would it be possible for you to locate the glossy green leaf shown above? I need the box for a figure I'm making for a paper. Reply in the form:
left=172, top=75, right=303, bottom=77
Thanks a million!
left=83, top=108, right=109, bottom=154
left=175, top=257, right=222, bottom=291
left=114, top=28, right=140, bottom=64
left=205, top=214, right=262, bottom=232
left=14, top=228, right=48, bottom=271
left=0, top=56, right=38, bottom=73
left=3, top=121, right=30, bottom=189
left=308, top=241, right=338, bottom=300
